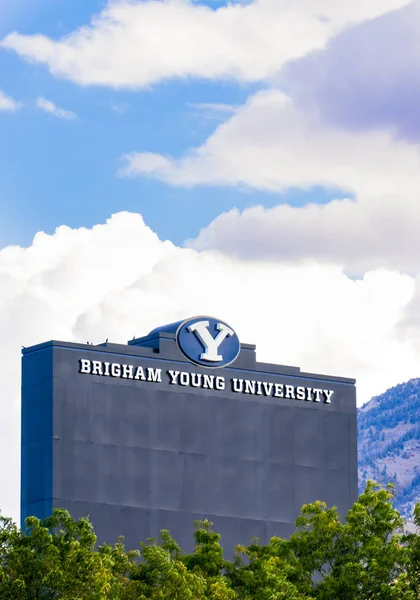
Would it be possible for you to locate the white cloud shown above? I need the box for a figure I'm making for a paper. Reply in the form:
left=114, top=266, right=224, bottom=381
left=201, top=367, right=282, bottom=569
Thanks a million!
left=281, top=0, right=420, bottom=141
left=123, top=89, right=420, bottom=273
left=112, top=104, right=125, bottom=114
left=188, top=102, right=238, bottom=118
left=1, top=212, right=420, bottom=522
left=186, top=102, right=239, bottom=122
left=123, top=90, right=420, bottom=196
left=0, top=0, right=411, bottom=88
left=189, top=193, right=420, bottom=274
left=0, top=89, right=21, bottom=111
left=36, top=96, right=77, bottom=120
left=188, top=103, right=237, bottom=113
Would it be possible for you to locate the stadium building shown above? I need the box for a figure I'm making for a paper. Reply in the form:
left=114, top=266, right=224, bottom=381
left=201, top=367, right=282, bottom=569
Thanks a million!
left=21, top=316, right=357, bottom=553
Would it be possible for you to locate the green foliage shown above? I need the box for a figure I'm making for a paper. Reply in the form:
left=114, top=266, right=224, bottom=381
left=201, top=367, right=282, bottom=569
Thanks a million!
left=0, top=483, right=419, bottom=599
left=0, top=509, right=138, bottom=599
left=308, top=482, right=413, bottom=600
left=127, top=530, right=208, bottom=600
left=405, top=503, right=420, bottom=599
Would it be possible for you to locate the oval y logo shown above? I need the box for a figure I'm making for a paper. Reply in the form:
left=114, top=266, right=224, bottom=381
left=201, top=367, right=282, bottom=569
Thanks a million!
left=176, top=317, right=240, bottom=368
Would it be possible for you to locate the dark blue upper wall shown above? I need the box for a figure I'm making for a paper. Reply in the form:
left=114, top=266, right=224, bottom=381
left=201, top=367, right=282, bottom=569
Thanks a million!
left=21, top=345, right=53, bottom=526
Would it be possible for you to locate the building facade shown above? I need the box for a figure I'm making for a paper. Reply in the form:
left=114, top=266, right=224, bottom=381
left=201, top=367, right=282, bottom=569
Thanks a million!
left=21, top=316, right=357, bottom=553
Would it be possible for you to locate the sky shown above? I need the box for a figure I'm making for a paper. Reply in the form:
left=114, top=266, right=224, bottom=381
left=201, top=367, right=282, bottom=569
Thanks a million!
left=1, top=0, right=420, bottom=522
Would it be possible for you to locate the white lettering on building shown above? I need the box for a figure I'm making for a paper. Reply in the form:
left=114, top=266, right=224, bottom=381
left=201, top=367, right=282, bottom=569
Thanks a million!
left=78, top=359, right=335, bottom=403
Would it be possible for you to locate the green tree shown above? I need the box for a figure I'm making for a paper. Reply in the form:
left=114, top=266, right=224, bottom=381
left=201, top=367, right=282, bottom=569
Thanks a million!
left=127, top=530, right=208, bottom=600
left=0, top=509, right=137, bottom=599
left=405, top=503, right=420, bottom=598
left=0, top=483, right=419, bottom=599
left=225, top=482, right=418, bottom=600
left=128, top=521, right=236, bottom=600
left=226, top=539, right=312, bottom=600
left=292, top=481, right=415, bottom=599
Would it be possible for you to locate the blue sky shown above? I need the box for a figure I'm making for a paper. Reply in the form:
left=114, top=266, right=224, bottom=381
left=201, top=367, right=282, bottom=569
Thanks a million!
left=0, top=0, right=345, bottom=249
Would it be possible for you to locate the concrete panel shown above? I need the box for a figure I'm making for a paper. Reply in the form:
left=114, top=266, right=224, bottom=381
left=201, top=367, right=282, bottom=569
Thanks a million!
left=294, top=409, right=326, bottom=469
left=210, top=396, right=266, bottom=461
left=294, top=466, right=328, bottom=510
left=263, top=463, right=296, bottom=522
left=264, top=405, right=295, bottom=465
left=60, top=500, right=153, bottom=548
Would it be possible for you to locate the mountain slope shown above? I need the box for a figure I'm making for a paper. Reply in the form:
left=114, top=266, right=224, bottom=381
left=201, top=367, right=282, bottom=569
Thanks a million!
left=358, top=378, right=420, bottom=519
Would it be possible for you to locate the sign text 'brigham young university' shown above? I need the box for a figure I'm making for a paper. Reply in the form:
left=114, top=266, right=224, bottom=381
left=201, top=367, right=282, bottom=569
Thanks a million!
left=79, top=359, right=333, bottom=403
left=78, top=316, right=334, bottom=403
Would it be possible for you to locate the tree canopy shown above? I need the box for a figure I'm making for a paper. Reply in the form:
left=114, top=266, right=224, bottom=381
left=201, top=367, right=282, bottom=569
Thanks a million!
left=0, top=482, right=419, bottom=599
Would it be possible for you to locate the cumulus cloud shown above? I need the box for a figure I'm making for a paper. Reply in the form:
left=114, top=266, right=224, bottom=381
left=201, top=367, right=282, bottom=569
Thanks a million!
left=189, top=194, right=420, bottom=274
left=0, top=0, right=411, bottom=88
left=0, top=89, right=21, bottom=111
left=122, top=89, right=420, bottom=196
left=281, top=0, right=420, bottom=141
left=123, top=88, right=420, bottom=272
left=1, top=212, right=420, bottom=522
left=36, top=96, right=77, bottom=119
